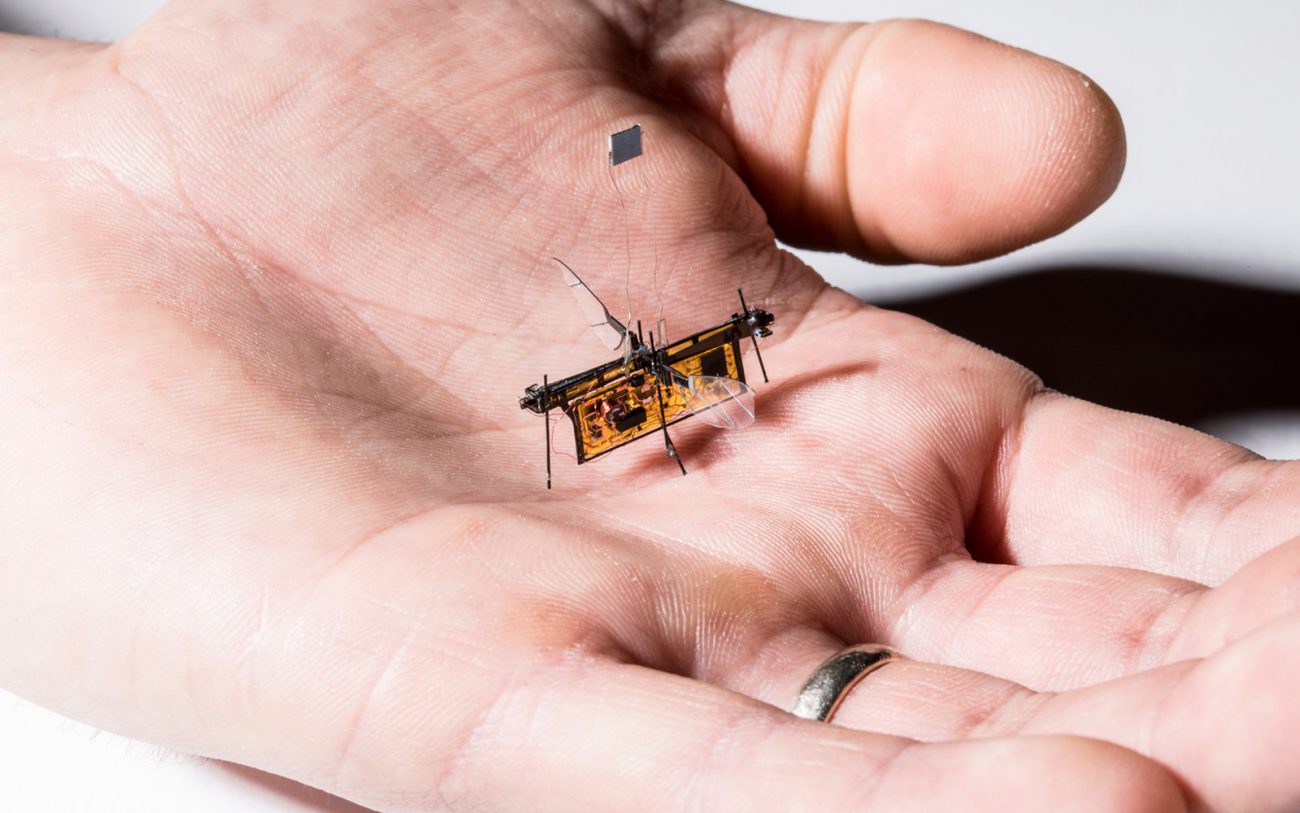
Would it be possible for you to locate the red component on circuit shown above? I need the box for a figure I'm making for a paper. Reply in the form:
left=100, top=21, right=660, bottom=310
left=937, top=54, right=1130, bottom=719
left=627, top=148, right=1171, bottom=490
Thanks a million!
left=599, top=396, right=629, bottom=425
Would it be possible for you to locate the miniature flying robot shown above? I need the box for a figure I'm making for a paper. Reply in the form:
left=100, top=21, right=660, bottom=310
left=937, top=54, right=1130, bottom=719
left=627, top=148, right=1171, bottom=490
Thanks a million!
left=519, top=125, right=775, bottom=487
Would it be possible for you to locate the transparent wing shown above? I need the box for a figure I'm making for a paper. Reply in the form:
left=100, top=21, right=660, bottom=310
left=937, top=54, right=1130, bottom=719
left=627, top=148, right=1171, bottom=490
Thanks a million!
left=682, top=375, right=757, bottom=430
left=554, top=258, right=628, bottom=351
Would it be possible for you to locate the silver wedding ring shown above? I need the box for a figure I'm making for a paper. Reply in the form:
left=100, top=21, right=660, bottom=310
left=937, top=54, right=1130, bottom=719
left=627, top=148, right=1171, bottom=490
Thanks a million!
left=790, top=644, right=898, bottom=722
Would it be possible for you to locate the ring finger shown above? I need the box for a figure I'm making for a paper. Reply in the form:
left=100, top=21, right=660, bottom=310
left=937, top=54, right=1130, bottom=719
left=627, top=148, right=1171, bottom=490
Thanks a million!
left=734, top=611, right=1300, bottom=812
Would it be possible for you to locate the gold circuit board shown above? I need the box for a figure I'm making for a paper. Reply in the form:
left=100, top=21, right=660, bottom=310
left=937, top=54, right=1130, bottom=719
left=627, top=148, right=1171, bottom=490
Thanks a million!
left=560, top=327, right=742, bottom=462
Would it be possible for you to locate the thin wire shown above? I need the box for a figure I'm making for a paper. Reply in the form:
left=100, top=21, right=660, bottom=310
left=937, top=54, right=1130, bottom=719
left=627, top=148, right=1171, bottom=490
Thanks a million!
left=642, top=156, right=664, bottom=334
left=607, top=160, right=634, bottom=358
left=607, top=126, right=665, bottom=349
left=548, top=412, right=578, bottom=461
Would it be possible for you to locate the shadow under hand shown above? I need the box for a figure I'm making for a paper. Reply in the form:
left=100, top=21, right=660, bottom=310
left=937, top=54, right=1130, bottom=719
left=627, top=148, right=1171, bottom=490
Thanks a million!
left=887, top=265, right=1300, bottom=427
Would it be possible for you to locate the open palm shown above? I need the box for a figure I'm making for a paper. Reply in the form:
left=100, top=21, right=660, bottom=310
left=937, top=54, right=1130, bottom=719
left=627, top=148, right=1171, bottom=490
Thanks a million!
left=2, top=1, right=1297, bottom=810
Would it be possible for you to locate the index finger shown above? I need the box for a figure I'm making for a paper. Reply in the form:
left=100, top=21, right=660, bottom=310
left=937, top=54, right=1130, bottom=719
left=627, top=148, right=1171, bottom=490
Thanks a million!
left=981, top=392, right=1300, bottom=584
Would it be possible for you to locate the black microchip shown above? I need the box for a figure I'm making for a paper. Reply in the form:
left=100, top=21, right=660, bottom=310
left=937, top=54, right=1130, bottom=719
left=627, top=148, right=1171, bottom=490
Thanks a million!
left=610, top=125, right=643, bottom=166
left=698, top=347, right=729, bottom=378
left=614, top=405, right=647, bottom=433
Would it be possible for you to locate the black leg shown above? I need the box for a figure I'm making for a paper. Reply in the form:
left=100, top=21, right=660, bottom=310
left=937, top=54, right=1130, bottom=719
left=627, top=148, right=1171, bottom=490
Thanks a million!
left=738, top=289, right=770, bottom=383
left=750, top=334, right=769, bottom=383
left=664, top=429, right=687, bottom=475
left=543, top=374, right=552, bottom=490
left=649, top=332, right=688, bottom=476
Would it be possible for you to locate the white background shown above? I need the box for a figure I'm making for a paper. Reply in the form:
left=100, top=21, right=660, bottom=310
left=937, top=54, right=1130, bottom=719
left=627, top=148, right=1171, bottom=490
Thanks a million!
left=2, top=0, right=1298, bottom=810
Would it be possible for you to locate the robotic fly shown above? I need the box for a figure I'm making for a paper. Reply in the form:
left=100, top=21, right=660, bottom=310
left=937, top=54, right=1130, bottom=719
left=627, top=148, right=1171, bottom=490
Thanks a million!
left=519, top=125, right=775, bottom=487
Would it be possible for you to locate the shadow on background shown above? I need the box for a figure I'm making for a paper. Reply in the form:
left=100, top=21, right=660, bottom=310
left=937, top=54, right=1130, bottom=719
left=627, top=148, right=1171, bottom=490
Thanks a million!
left=886, top=265, right=1300, bottom=427
left=0, top=8, right=65, bottom=37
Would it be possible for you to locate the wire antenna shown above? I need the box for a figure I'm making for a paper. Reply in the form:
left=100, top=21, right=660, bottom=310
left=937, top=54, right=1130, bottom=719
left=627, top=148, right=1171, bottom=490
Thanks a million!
left=607, top=124, right=666, bottom=351
left=607, top=163, right=634, bottom=361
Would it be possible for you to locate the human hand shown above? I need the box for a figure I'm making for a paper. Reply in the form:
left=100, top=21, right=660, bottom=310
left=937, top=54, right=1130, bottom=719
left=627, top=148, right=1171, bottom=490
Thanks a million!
left=1, top=1, right=1295, bottom=810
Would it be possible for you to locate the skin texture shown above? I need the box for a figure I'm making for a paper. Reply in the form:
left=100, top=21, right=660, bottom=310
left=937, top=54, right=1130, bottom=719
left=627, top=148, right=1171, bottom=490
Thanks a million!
left=0, top=1, right=1296, bottom=810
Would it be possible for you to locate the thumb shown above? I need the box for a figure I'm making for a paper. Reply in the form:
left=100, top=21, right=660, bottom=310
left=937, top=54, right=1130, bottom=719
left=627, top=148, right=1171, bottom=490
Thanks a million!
left=652, top=8, right=1126, bottom=264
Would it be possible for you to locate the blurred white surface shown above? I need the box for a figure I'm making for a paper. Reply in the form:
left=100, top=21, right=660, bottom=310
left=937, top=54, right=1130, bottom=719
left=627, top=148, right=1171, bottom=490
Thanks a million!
left=1, top=0, right=1297, bottom=810
left=0, top=693, right=365, bottom=812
